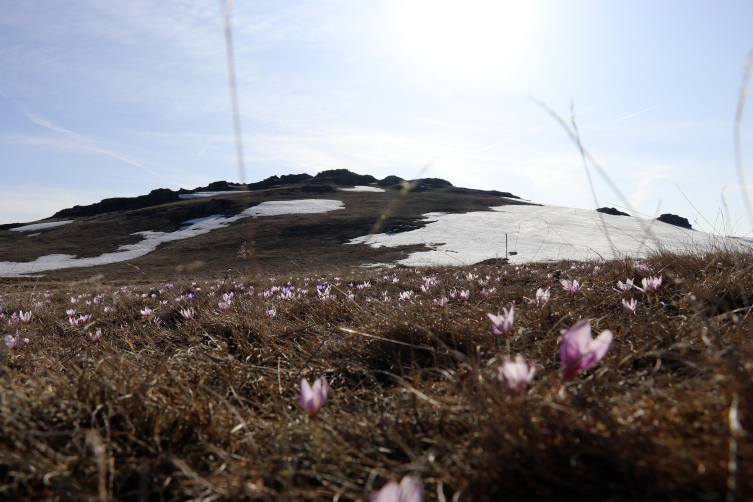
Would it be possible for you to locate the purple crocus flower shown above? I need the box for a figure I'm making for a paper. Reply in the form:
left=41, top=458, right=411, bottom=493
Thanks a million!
left=140, top=307, right=154, bottom=318
left=560, top=319, right=613, bottom=382
left=560, top=279, right=581, bottom=294
left=180, top=308, right=195, bottom=320
left=297, top=377, right=328, bottom=421
left=19, top=311, right=31, bottom=324
left=487, top=306, right=514, bottom=337
left=4, top=331, right=29, bottom=352
left=616, top=279, right=634, bottom=291
left=89, top=329, right=102, bottom=343
left=622, top=298, right=638, bottom=314
left=639, top=276, right=662, bottom=293
left=497, top=355, right=536, bottom=395
left=371, top=475, right=423, bottom=502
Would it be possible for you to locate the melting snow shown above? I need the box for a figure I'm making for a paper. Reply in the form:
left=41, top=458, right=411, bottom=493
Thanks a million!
left=178, top=191, right=245, bottom=199
left=349, top=204, right=733, bottom=267
left=0, top=200, right=343, bottom=277
left=338, top=186, right=386, bottom=193
left=10, top=221, right=73, bottom=232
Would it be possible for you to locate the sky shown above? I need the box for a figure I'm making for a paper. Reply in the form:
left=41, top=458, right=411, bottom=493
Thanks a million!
left=1, top=0, right=752, bottom=236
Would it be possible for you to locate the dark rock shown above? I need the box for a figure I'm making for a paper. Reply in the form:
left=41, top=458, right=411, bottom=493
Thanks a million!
left=448, top=188, right=521, bottom=199
left=377, top=175, right=405, bottom=187
left=313, top=169, right=378, bottom=186
left=657, top=213, right=692, bottom=229
left=596, top=207, right=630, bottom=217
left=51, top=174, right=315, bottom=219
left=417, top=177, right=453, bottom=187
left=53, top=188, right=182, bottom=219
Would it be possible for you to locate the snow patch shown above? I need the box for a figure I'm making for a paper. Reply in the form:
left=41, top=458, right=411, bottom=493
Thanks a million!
left=338, top=186, right=386, bottom=193
left=0, top=200, right=343, bottom=277
left=348, top=204, right=728, bottom=266
left=10, top=221, right=73, bottom=232
left=178, top=191, right=244, bottom=199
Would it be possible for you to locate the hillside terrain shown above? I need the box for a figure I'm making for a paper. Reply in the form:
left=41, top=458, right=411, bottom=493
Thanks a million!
left=0, top=170, right=527, bottom=279
left=0, top=169, right=707, bottom=281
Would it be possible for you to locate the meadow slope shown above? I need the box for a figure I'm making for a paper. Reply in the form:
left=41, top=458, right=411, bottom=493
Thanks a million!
left=0, top=246, right=751, bottom=501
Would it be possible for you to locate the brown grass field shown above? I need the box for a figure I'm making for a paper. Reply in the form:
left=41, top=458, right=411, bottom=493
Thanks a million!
left=0, top=244, right=752, bottom=501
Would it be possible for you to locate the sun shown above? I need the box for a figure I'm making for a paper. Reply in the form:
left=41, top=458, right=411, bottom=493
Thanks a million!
left=396, top=0, right=533, bottom=77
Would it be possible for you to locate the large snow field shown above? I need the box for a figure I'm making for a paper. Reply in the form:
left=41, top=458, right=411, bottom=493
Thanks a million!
left=348, top=204, right=735, bottom=267
left=0, top=200, right=343, bottom=277
left=10, top=220, right=74, bottom=232
left=338, top=186, right=386, bottom=193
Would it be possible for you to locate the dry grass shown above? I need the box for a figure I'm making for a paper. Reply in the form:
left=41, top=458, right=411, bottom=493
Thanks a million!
left=0, top=246, right=752, bottom=501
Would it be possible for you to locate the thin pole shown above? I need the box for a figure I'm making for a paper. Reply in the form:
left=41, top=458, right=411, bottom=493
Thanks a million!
left=220, top=0, right=246, bottom=184
left=505, top=234, right=508, bottom=260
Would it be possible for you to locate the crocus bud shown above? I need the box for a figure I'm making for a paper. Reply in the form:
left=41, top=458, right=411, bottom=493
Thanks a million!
left=487, top=306, right=514, bottom=337
left=497, top=355, right=536, bottom=395
left=560, top=319, right=612, bottom=382
left=370, top=475, right=423, bottom=502
left=297, top=377, right=328, bottom=421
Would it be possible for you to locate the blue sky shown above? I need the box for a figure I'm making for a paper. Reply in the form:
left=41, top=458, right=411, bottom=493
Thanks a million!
left=1, top=0, right=752, bottom=236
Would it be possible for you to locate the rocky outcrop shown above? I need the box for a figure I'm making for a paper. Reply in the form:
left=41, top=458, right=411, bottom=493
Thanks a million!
left=313, top=169, right=378, bottom=185
left=50, top=174, right=314, bottom=219
left=657, top=213, right=692, bottom=229
left=375, top=175, right=454, bottom=188
left=597, top=207, right=630, bottom=216
left=53, top=188, right=182, bottom=219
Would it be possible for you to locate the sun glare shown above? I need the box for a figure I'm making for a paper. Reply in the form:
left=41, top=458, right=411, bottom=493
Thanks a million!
left=397, top=0, right=533, bottom=77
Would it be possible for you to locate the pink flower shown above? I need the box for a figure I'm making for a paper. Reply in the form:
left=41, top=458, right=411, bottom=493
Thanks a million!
left=434, top=297, right=448, bottom=307
left=70, top=297, right=78, bottom=304
left=297, top=377, right=328, bottom=421
left=633, top=262, right=651, bottom=273
left=459, top=290, right=470, bottom=301
left=616, top=279, right=634, bottom=291
left=535, top=288, right=551, bottom=305
left=639, top=276, right=662, bottom=293
left=371, top=476, right=423, bottom=502
left=622, top=298, right=638, bottom=314
left=78, top=314, right=92, bottom=325
left=180, top=308, right=195, bottom=320
left=526, top=288, right=550, bottom=306
left=4, top=331, right=29, bottom=352
left=103, top=306, right=114, bottom=314
left=19, top=311, right=31, bottom=324
left=560, top=319, right=613, bottom=382
left=497, top=355, right=536, bottom=395
left=264, top=308, right=276, bottom=319
left=89, top=329, right=102, bottom=343
left=7, top=313, right=19, bottom=327
left=560, top=279, right=581, bottom=294
left=217, top=301, right=231, bottom=311
left=487, top=306, right=514, bottom=337
left=398, top=291, right=414, bottom=301
left=140, top=307, right=154, bottom=318
left=66, top=309, right=77, bottom=318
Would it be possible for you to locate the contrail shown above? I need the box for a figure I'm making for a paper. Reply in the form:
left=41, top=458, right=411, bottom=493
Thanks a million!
left=615, top=105, right=661, bottom=122
left=220, top=0, right=246, bottom=185
left=466, top=102, right=600, bottom=158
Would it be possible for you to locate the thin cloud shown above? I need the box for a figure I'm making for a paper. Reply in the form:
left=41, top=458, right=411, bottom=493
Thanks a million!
left=3, top=95, right=186, bottom=188
left=615, top=105, right=662, bottom=122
